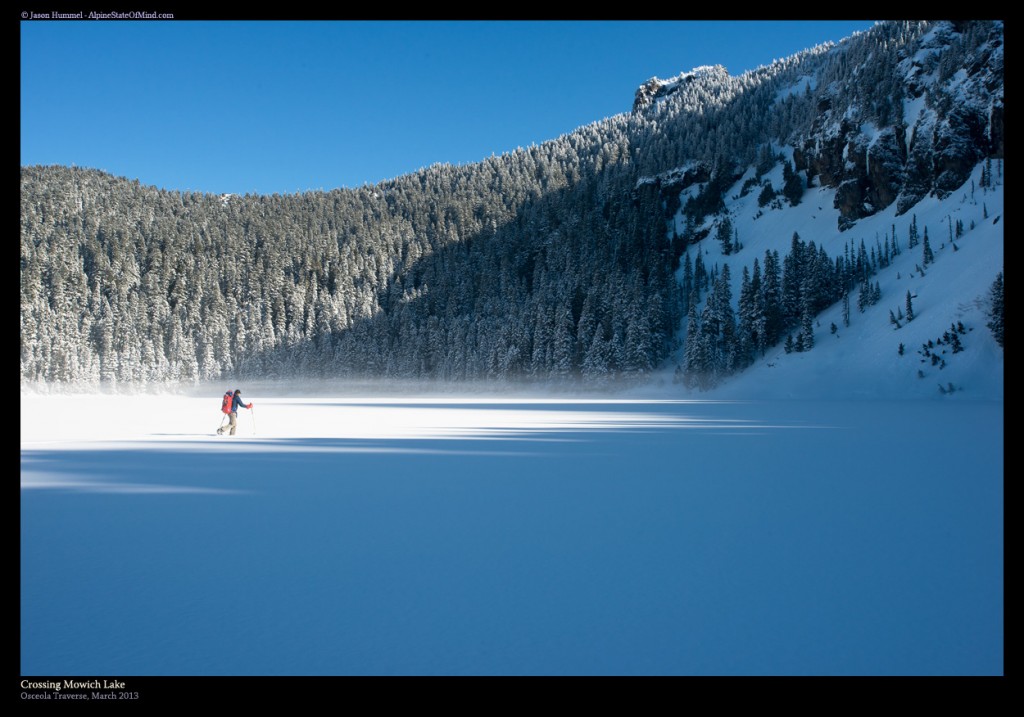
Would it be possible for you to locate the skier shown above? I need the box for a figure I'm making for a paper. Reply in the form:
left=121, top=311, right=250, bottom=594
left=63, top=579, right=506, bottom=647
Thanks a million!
left=223, top=389, right=253, bottom=436
left=216, top=389, right=234, bottom=434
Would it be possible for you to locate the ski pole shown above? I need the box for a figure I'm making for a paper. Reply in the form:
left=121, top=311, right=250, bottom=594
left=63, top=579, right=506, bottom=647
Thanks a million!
left=217, top=414, right=227, bottom=434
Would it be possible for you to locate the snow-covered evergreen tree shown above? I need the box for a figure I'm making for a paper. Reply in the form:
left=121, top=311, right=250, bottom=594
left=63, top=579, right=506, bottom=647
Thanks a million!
left=987, top=271, right=1004, bottom=348
left=716, top=214, right=734, bottom=255
left=922, top=227, right=935, bottom=266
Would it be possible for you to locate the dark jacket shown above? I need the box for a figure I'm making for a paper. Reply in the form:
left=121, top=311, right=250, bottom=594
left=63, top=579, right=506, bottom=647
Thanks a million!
left=231, top=394, right=250, bottom=413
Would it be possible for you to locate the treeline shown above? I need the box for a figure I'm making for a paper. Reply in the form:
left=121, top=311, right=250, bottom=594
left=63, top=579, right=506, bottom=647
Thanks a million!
left=21, top=153, right=679, bottom=386
left=678, top=229, right=906, bottom=388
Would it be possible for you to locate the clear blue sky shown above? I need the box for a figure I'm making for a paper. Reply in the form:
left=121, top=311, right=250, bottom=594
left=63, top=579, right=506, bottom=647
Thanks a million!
left=21, top=20, right=875, bottom=195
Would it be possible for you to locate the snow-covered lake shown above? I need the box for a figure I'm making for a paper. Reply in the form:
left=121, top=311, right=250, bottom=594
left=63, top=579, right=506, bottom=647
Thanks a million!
left=20, top=394, right=1003, bottom=675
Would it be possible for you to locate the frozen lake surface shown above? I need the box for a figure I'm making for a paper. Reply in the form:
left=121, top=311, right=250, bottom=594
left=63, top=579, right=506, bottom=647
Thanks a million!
left=21, top=395, right=1003, bottom=675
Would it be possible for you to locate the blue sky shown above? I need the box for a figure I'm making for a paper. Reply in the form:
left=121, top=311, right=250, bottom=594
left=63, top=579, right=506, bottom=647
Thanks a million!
left=21, top=20, right=875, bottom=195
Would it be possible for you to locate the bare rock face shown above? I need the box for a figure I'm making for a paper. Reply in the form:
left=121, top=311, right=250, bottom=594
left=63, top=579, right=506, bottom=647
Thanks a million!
left=835, top=180, right=866, bottom=231
left=898, top=116, right=936, bottom=215
left=633, top=22, right=1001, bottom=231
left=989, top=100, right=1004, bottom=158
left=865, top=127, right=906, bottom=211
left=662, top=164, right=713, bottom=192
left=794, top=21, right=1002, bottom=228
left=633, top=78, right=665, bottom=113
left=799, top=135, right=843, bottom=188
left=827, top=128, right=905, bottom=227
left=933, top=106, right=987, bottom=197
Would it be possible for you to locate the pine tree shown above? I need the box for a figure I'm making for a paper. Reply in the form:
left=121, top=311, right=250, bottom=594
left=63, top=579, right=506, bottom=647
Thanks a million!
left=905, top=290, right=915, bottom=322
left=922, top=227, right=934, bottom=266
left=737, top=265, right=756, bottom=369
left=949, top=331, right=964, bottom=354
left=782, top=160, right=803, bottom=205
left=759, top=249, right=782, bottom=348
left=682, top=302, right=702, bottom=387
left=714, top=264, right=737, bottom=372
left=551, top=299, right=576, bottom=379
left=800, top=295, right=814, bottom=350
left=688, top=297, right=719, bottom=390
left=694, top=251, right=707, bottom=297
left=987, top=271, right=1004, bottom=348
left=717, top=214, right=734, bottom=255
left=748, top=258, right=767, bottom=357
left=680, top=252, right=693, bottom=314
left=582, top=329, right=611, bottom=385
left=816, top=244, right=834, bottom=311
left=908, top=214, right=919, bottom=249
left=758, top=181, right=777, bottom=208
left=782, top=232, right=805, bottom=326
left=756, top=144, right=776, bottom=176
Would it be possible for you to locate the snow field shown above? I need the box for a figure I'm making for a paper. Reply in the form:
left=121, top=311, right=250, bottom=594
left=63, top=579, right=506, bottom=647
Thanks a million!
left=21, top=395, right=1002, bottom=675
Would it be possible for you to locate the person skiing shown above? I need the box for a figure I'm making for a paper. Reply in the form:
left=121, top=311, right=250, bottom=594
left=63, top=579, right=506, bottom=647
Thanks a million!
left=216, top=389, right=234, bottom=434
left=223, top=389, right=253, bottom=436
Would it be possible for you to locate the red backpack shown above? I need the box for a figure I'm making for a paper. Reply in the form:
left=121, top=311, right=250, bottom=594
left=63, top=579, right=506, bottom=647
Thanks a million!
left=221, top=391, right=233, bottom=414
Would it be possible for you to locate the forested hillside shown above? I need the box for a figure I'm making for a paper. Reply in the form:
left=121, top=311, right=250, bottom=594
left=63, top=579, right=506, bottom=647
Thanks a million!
left=20, top=21, right=1003, bottom=389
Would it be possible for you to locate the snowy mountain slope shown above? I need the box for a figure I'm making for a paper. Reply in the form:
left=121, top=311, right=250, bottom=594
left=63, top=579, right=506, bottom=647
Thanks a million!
left=648, top=160, right=1003, bottom=400
left=624, top=21, right=1003, bottom=401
